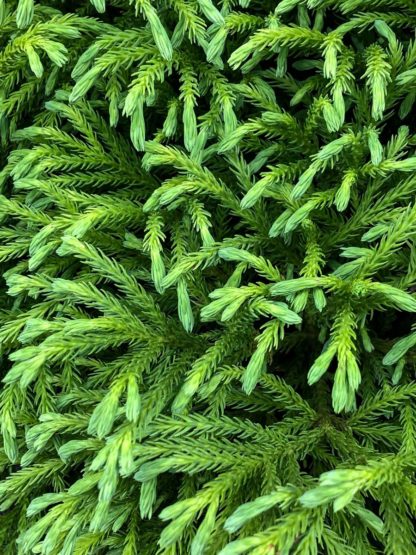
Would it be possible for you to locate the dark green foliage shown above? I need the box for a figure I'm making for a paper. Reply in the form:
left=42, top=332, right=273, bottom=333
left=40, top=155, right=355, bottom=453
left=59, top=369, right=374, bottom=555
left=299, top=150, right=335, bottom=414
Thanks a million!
left=0, top=0, right=415, bottom=553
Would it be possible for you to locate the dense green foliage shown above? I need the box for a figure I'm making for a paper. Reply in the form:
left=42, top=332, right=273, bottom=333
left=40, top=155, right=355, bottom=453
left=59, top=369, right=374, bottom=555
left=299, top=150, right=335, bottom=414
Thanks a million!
left=0, top=0, right=416, bottom=553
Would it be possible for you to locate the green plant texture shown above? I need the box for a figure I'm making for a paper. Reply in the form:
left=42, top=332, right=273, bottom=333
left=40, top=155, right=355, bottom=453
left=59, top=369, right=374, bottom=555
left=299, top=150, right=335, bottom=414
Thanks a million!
left=0, top=0, right=415, bottom=553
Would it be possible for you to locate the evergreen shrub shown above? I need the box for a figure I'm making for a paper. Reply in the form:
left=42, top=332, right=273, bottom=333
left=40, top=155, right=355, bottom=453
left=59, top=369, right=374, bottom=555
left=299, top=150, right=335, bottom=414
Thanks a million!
left=0, top=0, right=416, bottom=553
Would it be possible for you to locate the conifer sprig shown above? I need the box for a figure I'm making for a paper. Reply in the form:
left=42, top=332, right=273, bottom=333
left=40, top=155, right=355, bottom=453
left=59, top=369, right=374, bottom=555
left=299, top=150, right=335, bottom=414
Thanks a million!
left=0, top=0, right=415, bottom=553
